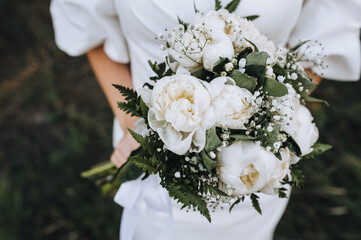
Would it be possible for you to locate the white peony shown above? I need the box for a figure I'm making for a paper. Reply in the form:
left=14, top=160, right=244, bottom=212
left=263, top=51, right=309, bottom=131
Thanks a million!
left=217, top=140, right=291, bottom=196
left=225, top=16, right=278, bottom=61
left=195, top=11, right=235, bottom=71
left=273, top=83, right=301, bottom=127
left=147, top=74, right=216, bottom=155
left=167, top=24, right=207, bottom=72
left=209, top=77, right=255, bottom=129
left=281, top=104, right=319, bottom=157
left=202, top=33, right=235, bottom=71
left=260, top=148, right=291, bottom=195
left=272, top=84, right=318, bottom=159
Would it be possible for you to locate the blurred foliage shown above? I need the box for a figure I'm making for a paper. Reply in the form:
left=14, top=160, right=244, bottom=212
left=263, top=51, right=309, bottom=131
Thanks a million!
left=0, top=0, right=360, bottom=239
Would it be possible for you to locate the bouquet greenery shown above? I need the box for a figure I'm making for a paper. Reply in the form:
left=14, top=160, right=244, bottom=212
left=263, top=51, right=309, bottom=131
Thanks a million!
left=83, top=0, right=331, bottom=222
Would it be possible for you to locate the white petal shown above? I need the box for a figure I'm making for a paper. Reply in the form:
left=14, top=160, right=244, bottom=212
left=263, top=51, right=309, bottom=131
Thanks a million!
left=167, top=131, right=195, bottom=155
left=190, top=129, right=206, bottom=153
left=148, top=110, right=166, bottom=130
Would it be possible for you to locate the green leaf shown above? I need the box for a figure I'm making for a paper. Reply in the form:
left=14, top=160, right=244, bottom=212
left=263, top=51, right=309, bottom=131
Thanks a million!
left=148, top=60, right=170, bottom=80
left=177, top=16, right=189, bottom=31
left=205, top=127, right=223, bottom=152
left=245, top=52, right=269, bottom=81
left=303, top=95, right=329, bottom=106
left=274, top=151, right=282, bottom=161
left=289, top=40, right=310, bottom=52
left=272, top=64, right=286, bottom=76
left=167, top=183, right=211, bottom=222
left=283, top=134, right=302, bottom=157
left=244, top=38, right=259, bottom=52
left=127, top=128, right=154, bottom=154
left=201, top=150, right=217, bottom=173
left=225, top=0, right=241, bottom=13
left=290, top=165, right=305, bottom=188
left=140, top=98, right=149, bottom=121
left=129, top=155, right=158, bottom=174
left=244, top=15, right=259, bottom=21
left=230, top=134, right=258, bottom=140
left=112, top=84, right=138, bottom=101
left=117, top=101, right=142, bottom=117
left=263, top=78, right=288, bottom=97
left=191, top=69, right=214, bottom=81
left=194, top=1, right=199, bottom=13
left=246, top=51, right=269, bottom=66
left=229, top=70, right=257, bottom=92
left=250, top=194, right=262, bottom=215
left=229, top=198, right=241, bottom=213
left=237, top=47, right=253, bottom=60
left=203, top=184, right=228, bottom=197
left=118, top=160, right=144, bottom=183
left=278, top=187, right=288, bottom=199
left=215, top=0, right=222, bottom=10
left=287, top=71, right=317, bottom=97
left=212, top=57, right=229, bottom=73
left=303, top=143, right=332, bottom=159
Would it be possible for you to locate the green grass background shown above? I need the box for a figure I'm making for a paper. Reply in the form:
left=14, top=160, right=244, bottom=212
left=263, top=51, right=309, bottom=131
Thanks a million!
left=0, top=1, right=360, bottom=239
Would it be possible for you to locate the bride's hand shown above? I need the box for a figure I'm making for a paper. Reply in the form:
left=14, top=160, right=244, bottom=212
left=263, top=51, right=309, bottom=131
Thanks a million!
left=111, top=132, right=140, bottom=168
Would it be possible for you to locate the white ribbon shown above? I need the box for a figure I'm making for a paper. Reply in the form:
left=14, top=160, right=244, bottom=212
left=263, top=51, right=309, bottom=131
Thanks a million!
left=114, top=175, right=173, bottom=240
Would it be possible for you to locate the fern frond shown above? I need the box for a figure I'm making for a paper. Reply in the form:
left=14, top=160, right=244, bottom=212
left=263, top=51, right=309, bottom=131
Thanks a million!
left=215, top=0, right=222, bottom=10
left=112, top=84, right=138, bottom=101
left=167, top=183, right=211, bottom=222
left=250, top=193, right=262, bottom=215
left=225, top=0, right=241, bottom=13
left=129, top=155, right=158, bottom=174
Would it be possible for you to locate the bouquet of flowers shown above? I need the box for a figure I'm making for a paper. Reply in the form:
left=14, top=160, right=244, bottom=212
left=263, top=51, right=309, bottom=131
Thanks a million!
left=83, top=0, right=331, bottom=222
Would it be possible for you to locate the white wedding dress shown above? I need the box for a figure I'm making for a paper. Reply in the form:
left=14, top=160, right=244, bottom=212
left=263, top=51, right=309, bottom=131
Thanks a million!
left=50, top=0, right=361, bottom=239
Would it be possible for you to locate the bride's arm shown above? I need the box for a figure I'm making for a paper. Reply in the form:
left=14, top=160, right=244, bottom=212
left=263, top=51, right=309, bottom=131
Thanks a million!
left=87, top=45, right=139, bottom=168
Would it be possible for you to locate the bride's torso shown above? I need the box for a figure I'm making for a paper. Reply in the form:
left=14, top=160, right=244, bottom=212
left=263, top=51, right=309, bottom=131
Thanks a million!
left=113, top=0, right=303, bottom=89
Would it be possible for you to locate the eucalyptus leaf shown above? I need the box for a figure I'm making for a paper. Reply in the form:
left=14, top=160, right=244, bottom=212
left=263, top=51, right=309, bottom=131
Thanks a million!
left=192, top=69, right=214, bottom=81
left=246, top=52, right=269, bottom=66
left=244, top=38, right=259, bottom=52
left=230, top=134, right=258, bottom=140
left=237, top=47, right=253, bottom=60
left=201, top=150, right=217, bottom=173
left=263, top=78, right=288, bottom=97
left=229, top=71, right=257, bottom=92
left=212, top=57, right=229, bottom=72
left=272, top=64, right=286, bottom=76
left=303, top=95, right=329, bottom=106
left=245, top=52, right=269, bottom=81
left=205, top=127, right=222, bottom=152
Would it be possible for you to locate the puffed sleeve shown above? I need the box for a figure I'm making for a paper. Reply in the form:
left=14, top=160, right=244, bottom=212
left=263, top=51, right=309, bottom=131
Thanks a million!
left=50, top=0, right=129, bottom=63
left=288, top=0, right=361, bottom=81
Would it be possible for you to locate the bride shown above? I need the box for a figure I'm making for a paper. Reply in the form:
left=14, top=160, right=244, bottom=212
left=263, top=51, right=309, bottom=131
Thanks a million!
left=50, top=0, right=361, bottom=239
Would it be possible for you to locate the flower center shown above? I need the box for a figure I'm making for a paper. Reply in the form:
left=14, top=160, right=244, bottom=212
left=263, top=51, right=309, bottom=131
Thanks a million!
left=239, top=164, right=259, bottom=189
